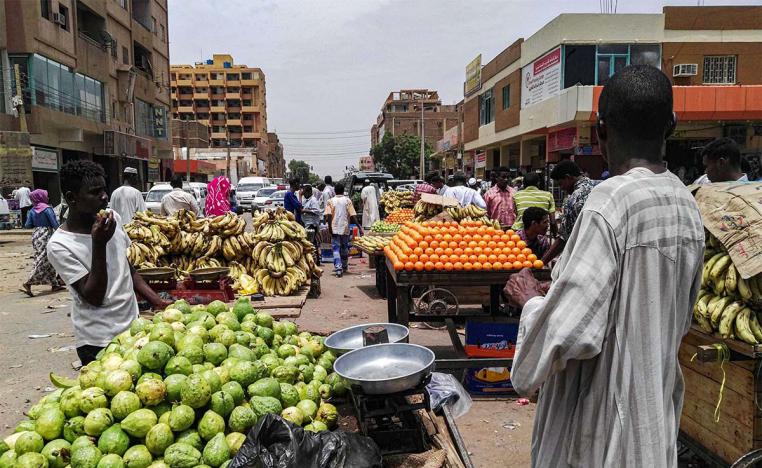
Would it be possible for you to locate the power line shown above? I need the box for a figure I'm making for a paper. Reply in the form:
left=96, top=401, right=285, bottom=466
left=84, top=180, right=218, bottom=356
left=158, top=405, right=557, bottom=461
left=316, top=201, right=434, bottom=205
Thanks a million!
left=278, top=135, right=369, bottom=140
left=275, top=129, right=368, bottom=135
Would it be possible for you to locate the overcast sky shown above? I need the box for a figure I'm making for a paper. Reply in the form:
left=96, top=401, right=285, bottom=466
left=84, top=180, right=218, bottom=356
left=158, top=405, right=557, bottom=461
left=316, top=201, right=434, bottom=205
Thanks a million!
left=167, top=0, right=758, bottom=178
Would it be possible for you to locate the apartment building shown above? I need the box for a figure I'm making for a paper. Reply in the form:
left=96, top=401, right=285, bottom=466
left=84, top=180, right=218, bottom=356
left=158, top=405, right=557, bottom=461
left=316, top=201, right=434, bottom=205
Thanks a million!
left=371, top=89, right=460, bottom=150
left=266, top=132, right=285, bottom=179
left=0, top=0, right=172, bottom=201
left=462, top=6, right=762, bottom=182
left=170, top=54, right=267, bottom=151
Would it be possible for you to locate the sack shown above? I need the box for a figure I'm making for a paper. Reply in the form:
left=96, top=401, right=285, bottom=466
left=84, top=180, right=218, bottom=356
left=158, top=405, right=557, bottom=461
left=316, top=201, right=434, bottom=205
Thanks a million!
left=230, top=414, right=382, bottom=468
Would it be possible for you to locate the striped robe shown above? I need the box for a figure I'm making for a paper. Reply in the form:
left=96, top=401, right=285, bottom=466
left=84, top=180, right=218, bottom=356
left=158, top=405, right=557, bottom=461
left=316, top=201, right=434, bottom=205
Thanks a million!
left=513, top=167, right=705, bottom=468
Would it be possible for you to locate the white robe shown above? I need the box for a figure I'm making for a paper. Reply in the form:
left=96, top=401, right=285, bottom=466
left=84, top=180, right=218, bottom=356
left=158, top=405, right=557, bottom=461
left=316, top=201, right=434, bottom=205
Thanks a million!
left=110, top=185, right=147, bottom=225
left=360, top=185, right=380, bottom=229
left=513, top=168, right=704, bottom=468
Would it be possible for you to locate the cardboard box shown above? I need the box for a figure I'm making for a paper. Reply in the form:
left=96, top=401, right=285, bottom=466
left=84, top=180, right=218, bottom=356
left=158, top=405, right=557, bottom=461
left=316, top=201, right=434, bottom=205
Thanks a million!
left=464, top=367, right=514, bottom=395
left=464, top=321, right=518, bottom=358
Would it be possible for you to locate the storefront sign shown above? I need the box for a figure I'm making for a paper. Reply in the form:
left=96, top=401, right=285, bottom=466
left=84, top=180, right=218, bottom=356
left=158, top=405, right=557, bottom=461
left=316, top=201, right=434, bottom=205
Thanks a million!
left=0, top=131, right=33, bottom=187
left=32, top=147, right=59, bottom=172
left=148, top=158, right=160, bottom=181
left=475, top=152, right=487, bottom=169
left=465, top=54, right=482, bottom=97
left=547, top=128, right=577, bottom=152
left=521, top=47, right=562, bottom=109
left=153, top=107, right=166, bottom=138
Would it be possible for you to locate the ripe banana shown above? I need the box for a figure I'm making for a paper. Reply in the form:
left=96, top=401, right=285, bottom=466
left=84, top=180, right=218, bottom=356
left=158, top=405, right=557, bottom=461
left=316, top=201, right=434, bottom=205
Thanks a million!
left=708, top=295, right=729, bottom=328
left=709, top=254, right=731, bottom=284
left=725, top=265, right=737, bottom=295
left=718, top=301, right=743, bottom=338
left=735, top=307, right=758, bottom=344
left=749, top=311, right=762, bottom=342
left=702, top=252, right=726, bottom=287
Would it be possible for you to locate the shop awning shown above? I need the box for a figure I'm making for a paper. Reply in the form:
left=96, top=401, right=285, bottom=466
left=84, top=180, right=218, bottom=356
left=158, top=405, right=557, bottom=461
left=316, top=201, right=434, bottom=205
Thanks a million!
left=173, top=159, right=217, bottom=175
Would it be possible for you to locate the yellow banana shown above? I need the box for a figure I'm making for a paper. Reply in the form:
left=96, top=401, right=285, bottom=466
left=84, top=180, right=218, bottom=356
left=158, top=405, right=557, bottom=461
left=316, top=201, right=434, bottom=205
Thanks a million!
left=709, top=254, right=731, bottom=283
left=737, top=275, right=753, bottom=301
left=718, top=301, right=743, bottom=338
left=749, top=311, right=762, bottom=342
left=735, top=307, right=758, bottom=344
left=725, top=265, right=737, bottom=295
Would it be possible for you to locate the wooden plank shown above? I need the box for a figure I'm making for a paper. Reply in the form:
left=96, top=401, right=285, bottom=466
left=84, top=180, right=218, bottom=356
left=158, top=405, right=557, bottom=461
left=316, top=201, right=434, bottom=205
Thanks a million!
left=682, top=366, right=754, bottom=430
left=255, top=286, right=309, bottom=309
left=268, top=307, right=302, bottom=319
left=679, top=341, right=755, bottom=399
left=681, top=414, right=747, bottom=464
left=685, top=325, right=762, bottom=360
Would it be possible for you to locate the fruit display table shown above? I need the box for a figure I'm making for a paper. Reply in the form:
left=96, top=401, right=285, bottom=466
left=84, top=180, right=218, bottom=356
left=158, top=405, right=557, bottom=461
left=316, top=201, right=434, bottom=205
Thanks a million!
left=678, top=325, right=762, bottom=466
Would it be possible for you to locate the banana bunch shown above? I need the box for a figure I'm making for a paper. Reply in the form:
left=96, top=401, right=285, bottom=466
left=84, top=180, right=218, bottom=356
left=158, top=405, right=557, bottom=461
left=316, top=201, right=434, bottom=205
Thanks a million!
left=221, top=233, right=252, bottom=261
left=381, top=190, right=414, bottom=211
left=701, top=251, right=762, bottom=302
left=446, top=205, right=488, bottom=221
left=254, top=214, right=307, bottom=242
left=253, top=207, right=296, bottom=226
left=170, top=231, right=209, bottom=257
left=133, top=211, right=180, bottom=237
left=413, top=200, right=442, bottom=221
left=255, top=266, right=307, bottom=296
left=226, top=261, right=247, bottom=280
left=354, top=235, right=391, bottom=252
left=208, top=212, right=247, bottom=236
left=127, top=242, right=164, bottom=267
left=694, top=289, right=762, bottom=344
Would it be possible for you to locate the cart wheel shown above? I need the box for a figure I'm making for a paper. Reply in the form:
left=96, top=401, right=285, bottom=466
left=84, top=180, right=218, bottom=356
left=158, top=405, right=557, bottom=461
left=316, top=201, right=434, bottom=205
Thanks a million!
left=732, top=449, right=762, bottom=468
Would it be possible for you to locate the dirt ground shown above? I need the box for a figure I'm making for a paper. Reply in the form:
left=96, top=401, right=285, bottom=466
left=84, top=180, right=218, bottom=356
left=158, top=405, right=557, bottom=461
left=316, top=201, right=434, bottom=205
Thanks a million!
left=0, top=231, right=535, bottom=467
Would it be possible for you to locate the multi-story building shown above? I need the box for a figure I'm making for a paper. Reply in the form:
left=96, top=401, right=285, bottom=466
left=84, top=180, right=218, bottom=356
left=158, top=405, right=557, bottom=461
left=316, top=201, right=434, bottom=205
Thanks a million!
left=170, top=54, right=267, bottom=151
left=462, top=6, right=762, bottom=183
left=0, top=0, right=173, bottom=201
left=266, top=132, right=284, bottom=179
left=371, top=89, right=460, bottom=150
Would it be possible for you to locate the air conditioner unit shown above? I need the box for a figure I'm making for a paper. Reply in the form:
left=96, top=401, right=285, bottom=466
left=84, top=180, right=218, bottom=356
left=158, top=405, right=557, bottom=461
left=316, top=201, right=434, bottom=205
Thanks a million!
left=51, top=12, right=66, bottom=27
left=673, top=64, right=698, bottom=77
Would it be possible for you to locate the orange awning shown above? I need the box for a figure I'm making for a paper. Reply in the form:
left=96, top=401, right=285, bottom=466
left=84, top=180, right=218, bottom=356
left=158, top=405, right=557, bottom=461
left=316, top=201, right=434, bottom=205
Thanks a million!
left=173, top=160, right=217, bottom=175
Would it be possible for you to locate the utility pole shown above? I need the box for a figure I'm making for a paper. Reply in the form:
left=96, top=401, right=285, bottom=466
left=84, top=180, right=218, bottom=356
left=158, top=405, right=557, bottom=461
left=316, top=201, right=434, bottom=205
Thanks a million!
left=419, top=98, right=425, bottom=179
left=184, top=122, right=191, bottom=182
left=225, top=127, right=231, bottom=179
left=13, top=65, right=27, bottom=133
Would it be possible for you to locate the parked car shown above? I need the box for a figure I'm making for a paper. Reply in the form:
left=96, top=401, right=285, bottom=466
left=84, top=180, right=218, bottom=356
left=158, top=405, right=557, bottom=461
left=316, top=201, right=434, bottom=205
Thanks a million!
left=262, top=190, right=286, bottom=208
left=188, top=182, right=208, bottom=212
left=236, top=176, right=272, bottom=211
left=252, top=187, right=279, bottom=211
left=144, top=183, right=173, bottom=214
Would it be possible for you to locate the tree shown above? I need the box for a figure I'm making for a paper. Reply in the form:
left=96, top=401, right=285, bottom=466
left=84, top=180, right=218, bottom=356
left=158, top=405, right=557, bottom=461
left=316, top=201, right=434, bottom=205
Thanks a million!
left=288, top=160, right=312, bottom=182
left=370, top=133, right=434, bottom=179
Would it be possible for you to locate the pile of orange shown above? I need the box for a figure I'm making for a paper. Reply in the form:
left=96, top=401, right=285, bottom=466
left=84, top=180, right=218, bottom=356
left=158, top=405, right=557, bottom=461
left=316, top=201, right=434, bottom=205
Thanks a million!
left=384, top=220, right=544, bottom=272
left=384, top=209, right=415, bottom=224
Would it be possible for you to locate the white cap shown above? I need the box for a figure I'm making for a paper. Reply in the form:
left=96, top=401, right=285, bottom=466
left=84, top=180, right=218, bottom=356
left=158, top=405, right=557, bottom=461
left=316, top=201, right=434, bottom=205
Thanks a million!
left=124, top=167, right=138, bottom=174
left=468, top=177, right=477, bottom=186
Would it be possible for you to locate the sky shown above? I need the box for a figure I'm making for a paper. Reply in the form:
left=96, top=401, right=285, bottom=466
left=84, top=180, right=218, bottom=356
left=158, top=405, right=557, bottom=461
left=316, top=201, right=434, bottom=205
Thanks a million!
left=167, top=0, right=759, bottom=179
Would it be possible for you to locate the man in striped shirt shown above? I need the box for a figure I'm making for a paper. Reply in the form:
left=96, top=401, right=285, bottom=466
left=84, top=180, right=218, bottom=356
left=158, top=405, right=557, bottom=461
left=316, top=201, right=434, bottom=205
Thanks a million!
left=504, top=65, right=704, bottom=467
left=511, top=172, right=555, bottom=230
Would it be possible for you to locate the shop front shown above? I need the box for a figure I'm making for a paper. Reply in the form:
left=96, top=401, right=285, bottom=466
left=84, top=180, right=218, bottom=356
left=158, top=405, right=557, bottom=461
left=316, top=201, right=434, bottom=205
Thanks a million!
left=546, top=126, right=604, bottom=178
left=172, top=159, right=216, bottom=182
left=31, top=146, right=61, bottom=206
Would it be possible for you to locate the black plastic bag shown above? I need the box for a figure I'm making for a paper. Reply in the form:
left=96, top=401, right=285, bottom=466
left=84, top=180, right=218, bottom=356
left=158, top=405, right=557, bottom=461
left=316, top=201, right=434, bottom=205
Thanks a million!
left=230, top=414, right=383, bottom=468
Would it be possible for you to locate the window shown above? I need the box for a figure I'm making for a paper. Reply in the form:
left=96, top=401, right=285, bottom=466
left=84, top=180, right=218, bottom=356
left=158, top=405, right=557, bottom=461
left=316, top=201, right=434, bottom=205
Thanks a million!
left=57, top=4, right=69, bottom=30
left=29, top=54, right=105, bottom=122
left=122, top=46, right=129, bottom=64
left=593, top=44, right=661, bottom=86
left=241, top=72, right=252, bottom=80
left=226, top=73, right=239, bottom=81
left=703, top=56, right=736, bottom=84
left=502, top=85, right=510, bottom=110
left=40, top=0, right=50, bottom=19
left=563, top=45, right=596, bottom=88
left=160, top=24, right=165, bottom=42
left=111, top=40, right=118, bottom=59
left=630, top=44, right=661, bottom=68
left=151, top=16, right=157, bottom=34
left=479, top=88, right=494, bottom=126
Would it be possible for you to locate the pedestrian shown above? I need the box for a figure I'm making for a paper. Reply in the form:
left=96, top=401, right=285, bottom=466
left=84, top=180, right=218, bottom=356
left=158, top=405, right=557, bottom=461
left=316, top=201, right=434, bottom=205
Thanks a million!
left=284, top=178, right=303, bottom=224
left=483, top=166, right=517, bottom=227
left=360, top=179, right=380, bottom=229
left=693, top=137, right=748, bottom=184
left=315, top=182, right=326, bottom=214
left=542, top=160, right=597, bottom=264
left=300, top=184, right=322, bottom=264
left=204, top=176, right=232, bottom=217
left=512, top=172, right=555, bottom=231
left=20, top=189, right=64, bottom=297
left=109, top=167, right=146, bottom=225
left=444, top=172, right=486, bottom=208
left=321, top=175, right=335, bottom=208
left=503, top=65, right=703, bottom=468
left=515, top=207, right=551, bottom=259
left=13, top=184, right=32, bottom=225
left=413, top=172, right=440, bottom=202
left=324, top=182, right=362, bottom=277
left=160, top=174, right=199, bottom=217
left=47, top=160, right=171, bottom=365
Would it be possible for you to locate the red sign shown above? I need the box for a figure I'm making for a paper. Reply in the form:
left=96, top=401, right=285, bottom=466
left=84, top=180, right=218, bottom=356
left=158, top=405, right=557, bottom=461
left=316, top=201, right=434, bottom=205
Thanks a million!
left=547, top=128, right=577, bottom=152
left=533, top=48, right=561, bottom=74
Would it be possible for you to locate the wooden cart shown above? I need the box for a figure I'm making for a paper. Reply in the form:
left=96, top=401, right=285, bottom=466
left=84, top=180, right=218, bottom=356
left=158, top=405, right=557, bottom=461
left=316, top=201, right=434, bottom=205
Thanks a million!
left=678, top=325, right=762, bottom=467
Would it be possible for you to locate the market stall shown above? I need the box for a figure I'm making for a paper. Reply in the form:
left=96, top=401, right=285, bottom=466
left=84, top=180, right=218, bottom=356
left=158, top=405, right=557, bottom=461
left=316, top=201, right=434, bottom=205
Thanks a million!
left=680, top=183, right=762, bottom=466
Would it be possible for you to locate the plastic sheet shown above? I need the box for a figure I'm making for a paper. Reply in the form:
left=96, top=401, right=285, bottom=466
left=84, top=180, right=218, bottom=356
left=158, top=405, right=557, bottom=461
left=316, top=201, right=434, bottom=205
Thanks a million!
left=426, top=372, right=473, bottom=419
left=230, top=414, right=383, bottom=468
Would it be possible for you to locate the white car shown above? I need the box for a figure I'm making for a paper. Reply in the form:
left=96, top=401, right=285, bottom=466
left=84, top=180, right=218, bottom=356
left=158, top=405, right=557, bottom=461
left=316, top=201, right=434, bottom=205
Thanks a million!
left=144, top=183, right=201, bottom=215
left=236, top=177, right=272, bottom=211
left=252, top=187, right=278, bottom=211
left=262, top=190, right=286, bottom=208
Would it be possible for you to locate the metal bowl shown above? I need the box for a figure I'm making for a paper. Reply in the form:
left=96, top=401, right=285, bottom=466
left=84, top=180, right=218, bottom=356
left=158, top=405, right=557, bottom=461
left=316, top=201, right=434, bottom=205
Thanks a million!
left=189, top=267, right=230, bottom=281
left=325, top=323, right=409, bottom=354
left=333, top=343, right=435, bottom=394
left=137, top=267, right=175, bottom=281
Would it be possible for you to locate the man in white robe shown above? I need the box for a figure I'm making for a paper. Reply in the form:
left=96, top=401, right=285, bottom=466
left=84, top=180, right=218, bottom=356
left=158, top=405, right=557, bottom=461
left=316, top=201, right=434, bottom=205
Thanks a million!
left=360, top=179, right=379, bottom=229
left=504, top=65, right=704, bottom=468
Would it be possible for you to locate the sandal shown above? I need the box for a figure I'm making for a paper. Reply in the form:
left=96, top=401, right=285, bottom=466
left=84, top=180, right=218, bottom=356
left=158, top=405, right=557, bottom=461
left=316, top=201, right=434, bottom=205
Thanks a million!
left=20, top=284, right=33, bottom=297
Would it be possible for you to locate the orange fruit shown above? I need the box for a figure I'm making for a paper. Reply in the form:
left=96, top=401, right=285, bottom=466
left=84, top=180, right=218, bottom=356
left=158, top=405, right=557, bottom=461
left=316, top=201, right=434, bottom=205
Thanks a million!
left=453, top=261, right=464, bottom=271
left=419, top=241, right=429, bottom=249
left=408, top=254, right=419, bottom=262
left=425, top=248, right=434, bottom=255
left=424, top=261, right=435, bottom=271
left=444, top=247, right=454, bottom=256
left=498, top=253, right=508, bottom=262
left=394, top=261, right=404, bottom=271
left=507, top=254, right=517, bottom=263
left=413, top=247, right=423, bottom=255
left=449, top=241, right=458, bottom=249
left=477, top=254, right=488, bottom=263
left=430, top=240, right=440, bottom=249
left=419, top=253, right=430, bottom=262
left=513, top=260, right=523, bottom=269
left=434, top=261, right=444, bottom=270
left=463, top=262, right=473, bottom=271
left=404, top=261, right=415, bottom=271
left=453, top=248, right=464, bottom=256
left=517, top=254, right=527, bottom=262
left=506, top=241, right=516, bottom=248
left=488, top=254, right=498, bottom=263
left=482, top=262, right=493, bottom=271
left=464, top=247, right=474, bottom=255
left=517, top=240, right=527, bottom=249
left=505, top=229, right=515, bottom=236
left=521, top=248, right=532, bottom=255
left=512, top=247, right=521, bottom=255
left=474, top=247, right=483, bottom=255
left=435, top=247, right=444, bottom=255
left=528, top=253, right=537, bottom=262
left=493, top=261, right=503, bottom=270
left=473, top=261, right=483, bottom=270
left=398, top=254, right=408, bottom=263
left=468, top=255, right=478, bottom=263
left=430, top=254, right=440, bottom=263
left=533, top=259, right=544, bottom=269
left=414, top=261, right=424, bottom=271
left=444, top=262, right=454, bottom=271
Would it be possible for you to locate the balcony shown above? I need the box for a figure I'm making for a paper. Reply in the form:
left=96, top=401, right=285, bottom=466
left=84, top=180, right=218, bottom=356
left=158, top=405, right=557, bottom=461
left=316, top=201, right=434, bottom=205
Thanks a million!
left=211, top=105, right=226, bottom=113
left=198, top=119, right=210, bottom=126
left=193, top=91, right=209, bottom=99
left=194, top=78, right=209, bottom=86
left=211, top=131, right=227, bottom=139
left=210, top=93, right=225, bottom=101
left=176, top=78, right=192, bottom=86
left=226, top=79, right=241, bottom=87
left=195, top=106, right=211, bottom=113
left=229, top=132, right=243, bottom=139
left=243, top=132, right=260, bottom=139
left=227, top=106, right=242, bottom=114
left=210, top=78, right=224, bottom=86
left=241, top=105, right=259, bottom=113
left=178, top=93, right=193, bottom=100
left=226, top=92, right=241, bottom=100
left=227, top=119, right=242, bottom=126
left=177, top=106, right=194, bottom=113
left=241, top=119, right=255, bottom=127
left=241, top=77, right=258, bottom=86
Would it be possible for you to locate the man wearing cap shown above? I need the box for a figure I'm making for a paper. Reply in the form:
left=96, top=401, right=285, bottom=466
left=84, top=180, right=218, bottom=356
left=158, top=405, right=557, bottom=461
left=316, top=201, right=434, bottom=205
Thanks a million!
left=110, top=167, right=146, bottom=225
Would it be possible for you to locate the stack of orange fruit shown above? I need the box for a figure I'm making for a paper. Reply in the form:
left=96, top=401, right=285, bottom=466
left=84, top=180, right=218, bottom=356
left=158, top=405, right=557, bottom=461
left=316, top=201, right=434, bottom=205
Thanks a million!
left=384, top=220, right=544, bottom=272
left=384, top=208, right=415, bottom=224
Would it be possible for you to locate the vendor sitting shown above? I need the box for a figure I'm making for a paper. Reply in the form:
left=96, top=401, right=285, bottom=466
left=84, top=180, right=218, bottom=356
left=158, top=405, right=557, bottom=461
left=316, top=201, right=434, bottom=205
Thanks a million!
left=516, top=207, right=551, bottom=260
left=47, top=160, right=171, bottom=365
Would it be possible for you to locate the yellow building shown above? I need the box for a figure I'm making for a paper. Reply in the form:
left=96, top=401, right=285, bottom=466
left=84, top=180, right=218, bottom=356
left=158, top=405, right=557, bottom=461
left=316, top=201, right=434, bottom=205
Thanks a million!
left=170, top=54, right=267, bottom=151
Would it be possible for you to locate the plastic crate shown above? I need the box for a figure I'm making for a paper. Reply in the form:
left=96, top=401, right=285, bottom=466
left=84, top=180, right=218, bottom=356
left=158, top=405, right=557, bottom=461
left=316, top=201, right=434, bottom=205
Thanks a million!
left=464, top=321, right=518, bottom=358
left=464, top=368, right=514, bottom=395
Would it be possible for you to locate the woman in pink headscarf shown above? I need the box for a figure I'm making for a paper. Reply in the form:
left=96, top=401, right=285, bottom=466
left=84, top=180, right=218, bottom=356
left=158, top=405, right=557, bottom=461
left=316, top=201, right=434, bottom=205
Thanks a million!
left=21, top=189, right=63, bottom=296
left=205, top=176, right=232, bottom=217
